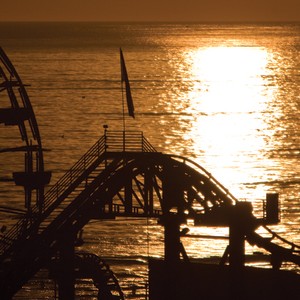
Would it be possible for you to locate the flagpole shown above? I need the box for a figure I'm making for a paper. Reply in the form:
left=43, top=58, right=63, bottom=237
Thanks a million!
left=120, top=48, right=126, bottom=151
left=120, top=48, right=135, bottom=151
left=121, top=74, right=126, bottom=132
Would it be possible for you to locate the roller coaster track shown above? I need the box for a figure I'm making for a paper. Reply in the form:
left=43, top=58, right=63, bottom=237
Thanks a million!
left=48, top=251, right=125, bottom=299
left=0, top=130, right=300, bottom=298
left=74, top=252, right=125, bottom=299
left=1, top=48, right=300, bottom=298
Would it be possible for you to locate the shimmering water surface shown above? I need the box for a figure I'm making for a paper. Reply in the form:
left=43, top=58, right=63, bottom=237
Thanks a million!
left=0, top=22, right=299, bottom=298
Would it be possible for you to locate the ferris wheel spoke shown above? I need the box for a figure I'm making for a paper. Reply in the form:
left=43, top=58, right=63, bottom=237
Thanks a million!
left=0, top=48, right=51, bottom=215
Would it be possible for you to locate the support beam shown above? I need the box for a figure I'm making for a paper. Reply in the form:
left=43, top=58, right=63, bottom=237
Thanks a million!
left=228, top=203, right=254, bottom=270
left=57, top=237, right=75, bottom=300
left=164, top=214, right=181, bottom=264
left=144, top=167, right=154, bottom=214
left=125, top=175, right=133, bottom=214
left=229, top=219, right=245, bottom=270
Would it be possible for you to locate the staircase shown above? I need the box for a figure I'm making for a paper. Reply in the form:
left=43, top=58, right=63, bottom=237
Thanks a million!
left=2, top=130, right=300, bottom=299
left=0, top=131, right=155, bottom=298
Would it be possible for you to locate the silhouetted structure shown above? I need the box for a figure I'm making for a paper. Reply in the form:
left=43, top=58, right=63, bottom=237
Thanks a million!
left=0, top=47, right=51, bottom=214
left=1, top=48, right=300, bottom=299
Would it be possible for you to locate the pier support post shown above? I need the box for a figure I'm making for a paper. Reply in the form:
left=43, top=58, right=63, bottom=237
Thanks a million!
left=229, top=202, right=254, bottom=269
left=125, top=174, right=133, bottom=214
left=164, top=213, right=181, bottom=264
left=228, top=202, right=254, bottom=299
left=57, top=237, right=75, bottom=300
left=161, top=213, right=182, bottom=300
left=229, top=219, right=245, bottom=270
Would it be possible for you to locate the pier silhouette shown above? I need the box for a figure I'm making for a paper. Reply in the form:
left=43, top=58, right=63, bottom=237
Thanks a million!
left=1, top=48, right=300, bottom=299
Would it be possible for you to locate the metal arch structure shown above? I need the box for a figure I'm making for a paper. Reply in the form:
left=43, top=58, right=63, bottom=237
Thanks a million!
left=0, top=49, right=299, bottom=298
left=0, top=47, right=51, bottom=213
left=92, top=151, right=237, bottom=222
left=1, top=130, right=300, bottom=299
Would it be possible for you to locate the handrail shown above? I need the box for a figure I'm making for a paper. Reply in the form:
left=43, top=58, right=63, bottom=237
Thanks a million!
left=0, top=135, right=106, bottom=254
left=105, top=130, right=157, bottom=153
left=0, top=131, right=157, bottom=256
left=42, top=137, right=106, bottom=212
left=105, top=203, right=162, bottom=216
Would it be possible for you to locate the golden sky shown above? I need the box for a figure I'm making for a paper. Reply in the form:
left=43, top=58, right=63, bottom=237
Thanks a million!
left=1, top=0, right=300, bottom=22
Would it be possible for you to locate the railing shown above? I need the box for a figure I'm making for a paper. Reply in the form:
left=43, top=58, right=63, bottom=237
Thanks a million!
left=0, top=135, right=107, bottom=254
left=42, top=136, right=106, bottom=212
left=104, top=130, right=157, bottom=153
left=0, top=130, right=157, bottom=256
left=105, top=203, right=162, bottom=216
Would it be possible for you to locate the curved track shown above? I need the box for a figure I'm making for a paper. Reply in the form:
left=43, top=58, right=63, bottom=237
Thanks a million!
left=1, top=140, right=300, bottom=298
left=0, top=49, right=300, bottom=299
left=74, top=252, right=125, bottom=300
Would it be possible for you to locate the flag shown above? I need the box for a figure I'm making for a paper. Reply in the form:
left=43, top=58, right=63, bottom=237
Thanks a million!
left=120, top=48, right=135, bottom=118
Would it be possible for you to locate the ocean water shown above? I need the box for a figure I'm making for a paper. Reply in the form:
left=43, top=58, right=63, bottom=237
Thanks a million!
left=0, top=22, right=300, bottom=298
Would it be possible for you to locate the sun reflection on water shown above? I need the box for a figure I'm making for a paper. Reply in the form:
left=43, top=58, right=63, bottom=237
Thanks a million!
left=180, top=46, right=278, bottom=201
left=185, top=46, right=270, bottom=114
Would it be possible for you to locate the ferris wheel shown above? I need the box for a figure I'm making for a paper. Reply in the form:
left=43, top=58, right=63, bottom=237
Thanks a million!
left=0, top=47, right=51, bottom=216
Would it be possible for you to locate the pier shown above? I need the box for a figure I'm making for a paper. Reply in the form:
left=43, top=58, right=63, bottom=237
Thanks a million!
left=1, top=47, right=300, bottom=299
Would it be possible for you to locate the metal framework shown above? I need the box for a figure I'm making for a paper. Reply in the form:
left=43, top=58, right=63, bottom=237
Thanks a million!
left=1, top=49, right=300, bottom=299
left=0, top=47, right=51, bottom=214
left=0, top=129, right=300, bottom=299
